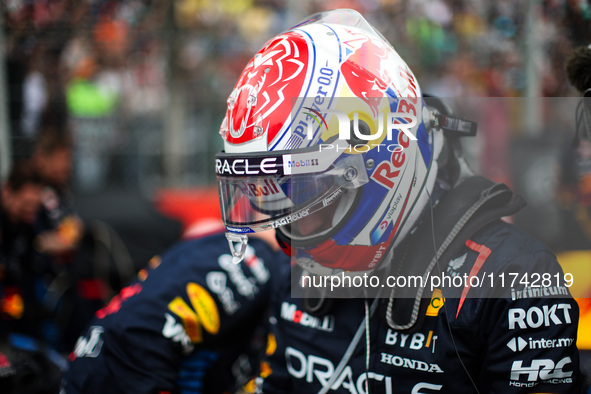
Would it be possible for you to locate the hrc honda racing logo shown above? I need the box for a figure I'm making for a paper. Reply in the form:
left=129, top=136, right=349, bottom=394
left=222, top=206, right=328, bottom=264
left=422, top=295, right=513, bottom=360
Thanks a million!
left=509, top=357, right=574, bottom=387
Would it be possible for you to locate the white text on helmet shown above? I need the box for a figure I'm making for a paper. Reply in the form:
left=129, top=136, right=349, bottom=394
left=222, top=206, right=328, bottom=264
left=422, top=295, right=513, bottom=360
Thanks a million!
left=215, top=157, right=278, bottom=176
left=370, top=129, right=411, bottom=189
left=270, top=209, right=309, bottom=228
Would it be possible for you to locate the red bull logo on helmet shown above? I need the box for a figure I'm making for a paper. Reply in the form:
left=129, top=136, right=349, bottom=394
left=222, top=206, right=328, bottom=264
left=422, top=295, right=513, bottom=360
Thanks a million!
left=341, top=30, right=392, bottom=117
left=242, top=179, right=281, bottom=197
left=220, top=32, right=309, bottom=145
left=339, top=29, right=421, bottom=118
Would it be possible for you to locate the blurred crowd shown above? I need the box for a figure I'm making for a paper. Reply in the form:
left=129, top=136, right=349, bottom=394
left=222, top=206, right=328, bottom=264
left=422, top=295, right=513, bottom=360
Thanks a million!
left=3, top=1, right=591, bottom=185
left=0, top=2, right=587, bottom=188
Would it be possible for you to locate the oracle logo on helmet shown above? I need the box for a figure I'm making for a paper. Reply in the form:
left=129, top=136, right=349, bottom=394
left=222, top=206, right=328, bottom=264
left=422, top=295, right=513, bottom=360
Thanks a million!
left=215, top=157, right=279, bottom=176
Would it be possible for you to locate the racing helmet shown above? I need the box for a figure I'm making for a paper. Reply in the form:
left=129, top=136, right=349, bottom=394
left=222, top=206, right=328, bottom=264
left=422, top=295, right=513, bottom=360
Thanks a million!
left=216, top=9, right=463, bottom=274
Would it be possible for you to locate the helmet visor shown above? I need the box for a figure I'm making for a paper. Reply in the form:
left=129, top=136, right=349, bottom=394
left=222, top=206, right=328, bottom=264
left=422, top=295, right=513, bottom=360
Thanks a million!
left=216, top=146, right=368, bottom=233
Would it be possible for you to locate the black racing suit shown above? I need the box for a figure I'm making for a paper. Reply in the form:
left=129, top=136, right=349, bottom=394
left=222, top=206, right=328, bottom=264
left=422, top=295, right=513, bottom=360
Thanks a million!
left=63, top=232, right=288, bottom=394
left=260, top=220, right=582, bottom=393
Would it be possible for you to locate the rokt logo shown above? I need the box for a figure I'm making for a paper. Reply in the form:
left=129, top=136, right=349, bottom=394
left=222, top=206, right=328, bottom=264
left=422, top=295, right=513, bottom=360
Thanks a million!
left=508, top=304, right=572, bottom=330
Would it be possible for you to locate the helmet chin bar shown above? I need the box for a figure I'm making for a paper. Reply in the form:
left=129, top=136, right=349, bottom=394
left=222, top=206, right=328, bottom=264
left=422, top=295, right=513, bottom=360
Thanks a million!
left=225, top=232, right=249, bottom=264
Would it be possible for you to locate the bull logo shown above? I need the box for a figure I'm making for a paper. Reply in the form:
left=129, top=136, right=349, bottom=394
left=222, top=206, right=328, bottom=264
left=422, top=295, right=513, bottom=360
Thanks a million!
left=340, top=31, right=393, bottom=117
left=221, top=32, right=308, bottom=144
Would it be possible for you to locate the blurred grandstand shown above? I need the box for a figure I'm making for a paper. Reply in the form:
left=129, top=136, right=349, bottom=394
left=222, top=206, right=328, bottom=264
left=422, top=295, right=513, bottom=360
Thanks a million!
left=2, top=0, right=590, bottom=189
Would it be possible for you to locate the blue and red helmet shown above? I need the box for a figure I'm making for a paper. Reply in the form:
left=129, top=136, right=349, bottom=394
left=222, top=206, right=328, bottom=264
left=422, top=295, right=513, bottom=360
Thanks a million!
left=216, top=9, right=445, bottom=273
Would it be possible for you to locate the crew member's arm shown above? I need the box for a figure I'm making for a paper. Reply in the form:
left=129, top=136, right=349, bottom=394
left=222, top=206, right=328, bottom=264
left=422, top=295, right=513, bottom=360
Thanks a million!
left=478, top=250, right=581, bottom=393
left=63, top=234, right=280, bottom=394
